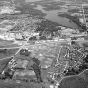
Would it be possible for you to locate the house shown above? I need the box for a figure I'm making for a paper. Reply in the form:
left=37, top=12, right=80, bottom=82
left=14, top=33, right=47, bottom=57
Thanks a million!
left=0, top=6, right=14, bottom=14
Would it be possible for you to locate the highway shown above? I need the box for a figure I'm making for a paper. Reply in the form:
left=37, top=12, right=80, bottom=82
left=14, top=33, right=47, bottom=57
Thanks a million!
left=0, top=30, right=34, bottom=61
left=9, top=30, right=35, bottom=63
left=0, top=36, right=88, bottom=61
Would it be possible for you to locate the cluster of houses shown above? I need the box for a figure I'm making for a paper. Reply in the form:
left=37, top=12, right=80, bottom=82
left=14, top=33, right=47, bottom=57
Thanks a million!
left=0, top=1, right=21, bottom=14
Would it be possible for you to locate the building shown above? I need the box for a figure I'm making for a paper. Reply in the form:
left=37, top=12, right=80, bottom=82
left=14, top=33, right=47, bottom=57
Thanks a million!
left=0, top=32, right=15, bottom=40
left=0, top=6, right=14, bottom=14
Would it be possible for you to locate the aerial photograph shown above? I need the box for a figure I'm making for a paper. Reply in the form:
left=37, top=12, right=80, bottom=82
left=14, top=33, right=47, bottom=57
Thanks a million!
left=0, top=0, right=88, bottom=88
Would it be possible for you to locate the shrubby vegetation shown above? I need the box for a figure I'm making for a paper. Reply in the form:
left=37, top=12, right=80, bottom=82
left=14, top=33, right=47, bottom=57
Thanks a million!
left=58, top=13, right=87, bottom=32
left=68, top=9, right=80, bottom=13
left=15, top=3, right=46, bottom=17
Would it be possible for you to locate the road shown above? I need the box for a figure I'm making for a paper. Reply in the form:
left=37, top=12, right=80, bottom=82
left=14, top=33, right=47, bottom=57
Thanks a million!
left=7, top=31, right=35, bottom=63
left=0, top=36, right=88, bottom=61
left=0, top=45, right=20, bottom=49
left=72, top=40, right=88, bottom=42
left=0, top=30, right=34, bottom=61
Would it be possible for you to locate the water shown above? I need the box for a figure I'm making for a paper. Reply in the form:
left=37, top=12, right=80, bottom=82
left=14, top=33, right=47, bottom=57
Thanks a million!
left=35, top=5, right=81, bottom=29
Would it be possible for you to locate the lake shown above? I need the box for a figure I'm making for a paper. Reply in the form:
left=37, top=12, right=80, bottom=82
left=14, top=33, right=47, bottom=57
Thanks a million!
left=25, top=0, right=81, bottom=29
left=35, top=5, right=81, bottom=29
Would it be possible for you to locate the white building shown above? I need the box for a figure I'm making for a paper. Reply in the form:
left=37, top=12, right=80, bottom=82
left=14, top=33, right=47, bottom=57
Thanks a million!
left=79, top=18, right=84, bottom=24
left=15, top=33, right=23, bottom=40
left=0, top=6, right=14, bottom=14
left=0, top=32, right=15, bottom=40
left=0, top=6, right=20, bottom=14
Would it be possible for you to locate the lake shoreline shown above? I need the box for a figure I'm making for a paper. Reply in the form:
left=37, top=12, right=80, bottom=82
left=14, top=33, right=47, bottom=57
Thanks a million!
left=34, top=4, right=81, bottom=29
left=58, top=13, right=86, bottom=32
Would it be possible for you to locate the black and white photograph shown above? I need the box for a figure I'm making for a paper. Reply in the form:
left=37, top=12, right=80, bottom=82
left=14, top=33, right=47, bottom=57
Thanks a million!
left=0, top=0, right=88, bottom=88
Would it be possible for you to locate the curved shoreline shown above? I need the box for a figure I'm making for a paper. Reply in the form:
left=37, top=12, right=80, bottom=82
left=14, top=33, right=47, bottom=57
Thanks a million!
left=58, top=13, right=87, bottom=32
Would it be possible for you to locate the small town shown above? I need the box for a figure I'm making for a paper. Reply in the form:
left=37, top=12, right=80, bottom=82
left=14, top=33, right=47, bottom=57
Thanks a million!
left=0, top=0, right=88, bottom=88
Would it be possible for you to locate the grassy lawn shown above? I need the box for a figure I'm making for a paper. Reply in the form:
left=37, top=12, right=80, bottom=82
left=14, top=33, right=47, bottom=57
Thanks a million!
left=0, top=39, right=14, bottom=47
left=0, top=80, right=43, bottom=88
left=0, top=48, right=19, bottom=59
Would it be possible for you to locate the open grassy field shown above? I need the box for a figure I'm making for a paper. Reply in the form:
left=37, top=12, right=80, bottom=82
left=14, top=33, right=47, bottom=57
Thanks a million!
left=0, top=48, right=19, bottom=59
left=0, top=80, right=43, bottom=88
left=0, top=39, right=14, bottom=47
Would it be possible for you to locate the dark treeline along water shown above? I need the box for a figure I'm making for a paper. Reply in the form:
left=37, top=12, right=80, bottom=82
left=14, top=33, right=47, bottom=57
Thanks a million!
left=35, top=5, right=81, bottom=29
left=25, top=0, right=82, bottom=29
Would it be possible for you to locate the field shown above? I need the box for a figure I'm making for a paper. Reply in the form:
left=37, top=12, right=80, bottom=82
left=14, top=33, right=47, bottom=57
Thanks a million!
left=0, top=39, right=14, bottom=47
left=0, top=48, right=19, bottom=59
left=0, top=80, right=43, bottom=88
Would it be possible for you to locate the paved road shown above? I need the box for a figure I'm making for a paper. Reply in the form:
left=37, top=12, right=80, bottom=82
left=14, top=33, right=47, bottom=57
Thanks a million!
left=0, top=38, right=88, bottom=61
left=9, top=31, right=35, bottom=63
left=72, top=40, right=88, bottom=42
left=0, top=46, right=20, bottom=49
left=0, top=30, right=34, bottom=61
